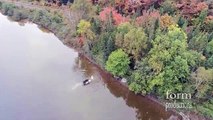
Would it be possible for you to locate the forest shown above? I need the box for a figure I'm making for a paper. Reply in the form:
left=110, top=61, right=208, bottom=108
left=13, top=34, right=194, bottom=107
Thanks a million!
left=0, top=0, right=213, bottom=119
left=72, top=0, right=213, bottom=119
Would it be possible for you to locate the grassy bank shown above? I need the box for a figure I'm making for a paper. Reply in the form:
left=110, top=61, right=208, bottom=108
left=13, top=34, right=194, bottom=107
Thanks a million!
left=0, top=1, right=76, bottom=45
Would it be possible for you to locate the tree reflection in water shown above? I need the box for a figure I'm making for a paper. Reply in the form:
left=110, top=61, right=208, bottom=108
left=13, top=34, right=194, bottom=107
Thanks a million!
left=74, top=54, right=180, bottom=120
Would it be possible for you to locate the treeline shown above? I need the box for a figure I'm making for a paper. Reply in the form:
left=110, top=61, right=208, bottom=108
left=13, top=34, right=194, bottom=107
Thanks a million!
left=0, top=1, right=72, bottom=40
left=71, top=0, right=213, bottom=119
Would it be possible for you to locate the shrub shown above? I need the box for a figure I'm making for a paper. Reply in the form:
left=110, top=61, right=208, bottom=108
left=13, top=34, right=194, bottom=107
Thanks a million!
left=1, top=3, right=16, bottom=16
left=11, top=10, right=28, bottom=21
left=197, top=100, right=213, bottom=119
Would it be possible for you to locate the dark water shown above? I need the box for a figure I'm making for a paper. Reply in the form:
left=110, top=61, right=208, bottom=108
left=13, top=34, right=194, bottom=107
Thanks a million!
left=0, top=13, right=176, bottom=120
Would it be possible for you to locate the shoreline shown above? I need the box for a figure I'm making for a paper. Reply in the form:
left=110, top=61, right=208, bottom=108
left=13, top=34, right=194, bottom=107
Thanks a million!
left=0, top=1, right=209, bottom=119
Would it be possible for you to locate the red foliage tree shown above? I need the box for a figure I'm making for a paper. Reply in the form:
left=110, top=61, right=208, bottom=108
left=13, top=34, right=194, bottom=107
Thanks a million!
left=114, top=0, right=162, bottom=15
left=99, top=7, right=129, bottom=25
left=176, top=0, right=208, bottom=18
left=136, top=10, right=160, bottom=26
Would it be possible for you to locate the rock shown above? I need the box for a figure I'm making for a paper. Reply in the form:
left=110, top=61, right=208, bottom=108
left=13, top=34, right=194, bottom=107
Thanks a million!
left=121, top=78, right=127, bottom=83
left=115, top=76, right=122, bottom=80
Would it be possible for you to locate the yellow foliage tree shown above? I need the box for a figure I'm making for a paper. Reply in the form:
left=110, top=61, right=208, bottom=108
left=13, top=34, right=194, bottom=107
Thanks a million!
left=77, top=20, right=95, bottom=40
left=160, top=14, right=175, bottom=29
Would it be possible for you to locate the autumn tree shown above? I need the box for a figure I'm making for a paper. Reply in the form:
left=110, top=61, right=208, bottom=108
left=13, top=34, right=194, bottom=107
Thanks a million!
left=77, top=20, right=95, bottom=40
left=136, top=10, right=160, bottom=27
left=136, top=10, right=160, bottom=41
left=114, top=0, right=162, bottom=16
left=176, top=0, right=208, bottom=19
left=160, top=14, right=175, bottom=29
left=99, top=7, right=129, bottom=25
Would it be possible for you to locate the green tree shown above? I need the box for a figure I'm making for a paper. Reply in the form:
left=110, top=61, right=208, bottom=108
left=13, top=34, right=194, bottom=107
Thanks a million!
left=204, top=40, right=213, bottom=68
left=71, top=0, right=96, bottom=19
left=106, top=49, right=130, bottom=77
left=188, top=32, right=209, bottom=52
left=206, top=55, right=213, bottom=68
left=160, top=0, right=176, bottom=15
left=205, top=40, right=213, bottom=57
left=191, top=67, right=213, bottom=99
left=196, top=99, right=213, bottom=119
left=193, top=10, right=208, bottom=26
left=100, top=32, right=115, bottom=63
left=115, top=22, right=148, bottom=60
left=129, top=59, right=154, bottom=94
left=115, top=22, right=134, bottom=48
left=147, top=25, right=192, bottom=95
left=123, top=27, right=148, bottom=60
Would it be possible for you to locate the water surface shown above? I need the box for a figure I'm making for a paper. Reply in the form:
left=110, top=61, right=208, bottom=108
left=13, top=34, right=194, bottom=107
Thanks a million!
left=0, top=13, right=175, bottom=120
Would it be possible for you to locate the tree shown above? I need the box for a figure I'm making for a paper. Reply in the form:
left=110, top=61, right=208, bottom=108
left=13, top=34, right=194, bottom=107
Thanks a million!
left=206, top=55, right=213, bottom=68
left=176, top=1, right=208, bottom=19
left=115, top=22, right=134, bottom=48
left=128, top=25, right=195, bottom=96
left=188, top=32, right=208, bottom=52
left=129, top=59, right=154, bottom=95
left=71, top=0, right=96, bottom=19
left=191, top=67, right=213, bottom=99
left=106, top=49, right=130, bottom=77
left=123, top=27, right=148, bottom=60
left=115, top=22, right=148, bottom=60
left=205, top=40, right=213, bottom=57
left=146, top=25, right=192, bottom=95
left=205, top=40, right=213, bottom=68
left=100, top=32, right=116, bottom=63
left=135, top=10, right=160, bottom=41
left=160, top=0, right=177, bottom=15
left=99, top=7, right=129, bottom=25
left=113, top=0, right=162, bottom=16
left=160, top=14, right=175, bottom=29
left=204, top=16, right=213, bottom=33
left=136, top=10, right=160, bottom=27
left=77, top=20, right=95, bottom=40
